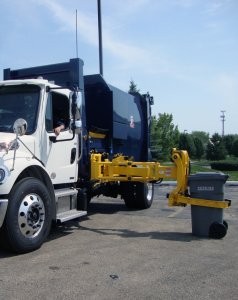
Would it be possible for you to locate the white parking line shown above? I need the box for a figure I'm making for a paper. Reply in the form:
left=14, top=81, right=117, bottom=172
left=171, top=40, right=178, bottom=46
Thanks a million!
left=168, top=207, right=185, bottom=218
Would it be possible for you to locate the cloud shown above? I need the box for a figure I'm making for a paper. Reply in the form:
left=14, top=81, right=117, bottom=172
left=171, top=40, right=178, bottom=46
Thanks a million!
left=172, top=0, right=197, bottom=8
left=33, top=0, right=95, bottom=36
left=10, top=0, right=195, bottom=81
left=106, top=0, right=151, bottom=16
left=203, top=0, right=231, bottom=15
left=31, top=0, right=151, bottom=69
left=211, top=73, right=238, bottom=107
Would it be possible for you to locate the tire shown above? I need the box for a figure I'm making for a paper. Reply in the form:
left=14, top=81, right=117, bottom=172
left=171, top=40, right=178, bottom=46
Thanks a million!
left=223, top=220, right=228, bottom=230
left=209, top=222, right=227, bottom=239
left=2, top=178, right=52, bottom=253
left=121, top=182, right=136, bottom=209
left=121, top=182, right=154, bottom=209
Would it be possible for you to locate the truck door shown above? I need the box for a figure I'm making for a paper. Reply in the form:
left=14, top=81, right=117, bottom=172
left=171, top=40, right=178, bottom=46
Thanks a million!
left=42, top=91, right=78, bottom=184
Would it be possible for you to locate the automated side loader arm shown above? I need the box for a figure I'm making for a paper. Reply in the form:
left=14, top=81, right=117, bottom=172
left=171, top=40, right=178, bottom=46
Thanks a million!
left=90, top=148, right=230, bottom=209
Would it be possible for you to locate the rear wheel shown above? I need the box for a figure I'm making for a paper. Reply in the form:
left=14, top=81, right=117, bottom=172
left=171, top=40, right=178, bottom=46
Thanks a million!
left=2, top=178, right=52, bottom=253
left=209, top=222, right=227, bottom=239
left=223, top=220, right=228, bottom=230
left=121, top=182, right=154, bottom=209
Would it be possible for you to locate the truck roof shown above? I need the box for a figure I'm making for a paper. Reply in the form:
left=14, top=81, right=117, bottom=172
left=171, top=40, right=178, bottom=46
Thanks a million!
left=3, top=58, right=84, bottom=90
left=0, top=78, right=51, bottom=86
left=0, top=79, right=71, bottom=96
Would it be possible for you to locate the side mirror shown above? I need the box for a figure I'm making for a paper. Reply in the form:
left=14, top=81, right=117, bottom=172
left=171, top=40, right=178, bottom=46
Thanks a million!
left=75, top=120, right=82, bottom=134
left=71, top=91, right=82, bottom=119
left=71, top=91, right=78, bottom=116
left=76, top=91, right=82, bottom=109
left=13, top=118, right=27, bottom=136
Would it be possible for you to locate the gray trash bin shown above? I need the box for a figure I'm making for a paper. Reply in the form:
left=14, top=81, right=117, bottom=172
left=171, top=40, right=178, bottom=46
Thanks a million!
left=188, top=172, right=228, bottom=238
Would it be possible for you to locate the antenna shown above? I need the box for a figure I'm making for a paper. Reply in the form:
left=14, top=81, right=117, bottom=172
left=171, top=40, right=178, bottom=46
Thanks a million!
left=75, top=9, right=79, bottom=58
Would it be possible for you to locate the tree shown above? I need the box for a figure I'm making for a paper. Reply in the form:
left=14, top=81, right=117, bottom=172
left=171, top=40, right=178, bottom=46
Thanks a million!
left=193, top=137, right=204, bottom=160
left=206, top=133, right=227, bottom=160
left=178, top=133, right=196, bottom=158
left=150, top=113, right=179, bottom=161
left=150, top=116, right=160, bottom=159
left=191, top=131, right=209, bottom=145
left=223, top=134, right=236, bottom=156
left=128, top=80, right=140, bottom=94
left=232, top=139, right=238, bottom=157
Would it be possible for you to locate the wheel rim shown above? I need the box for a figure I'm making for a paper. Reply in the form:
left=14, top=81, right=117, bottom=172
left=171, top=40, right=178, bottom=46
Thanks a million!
left=146, top=183, right=153, bottom=202
left=18, top=193, right=45, bottom=238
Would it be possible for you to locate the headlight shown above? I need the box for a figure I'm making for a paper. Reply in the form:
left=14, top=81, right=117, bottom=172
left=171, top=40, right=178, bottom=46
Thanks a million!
left=0, top=142, right=8, bottom=152
left=0, top=165, right=9, bottom=183
left=0, top=168, right=6, bottom=182
left=0, top=140, right=19, bottom=152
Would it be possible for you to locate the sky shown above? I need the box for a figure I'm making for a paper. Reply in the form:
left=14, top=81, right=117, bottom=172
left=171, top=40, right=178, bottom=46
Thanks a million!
left=0, top=0, right=237, bottom=136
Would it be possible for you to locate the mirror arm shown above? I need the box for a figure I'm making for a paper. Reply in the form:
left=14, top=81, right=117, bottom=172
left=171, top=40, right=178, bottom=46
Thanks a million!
left=17, top=137, right=45, bottom=167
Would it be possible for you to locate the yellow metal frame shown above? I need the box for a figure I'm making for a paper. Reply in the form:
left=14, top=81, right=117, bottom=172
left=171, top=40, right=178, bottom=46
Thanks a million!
left=90, top=148, right=230, bottom=209
left=174, top=195, right=231, bottom=209
left=89, top=131, right=106, bottom=139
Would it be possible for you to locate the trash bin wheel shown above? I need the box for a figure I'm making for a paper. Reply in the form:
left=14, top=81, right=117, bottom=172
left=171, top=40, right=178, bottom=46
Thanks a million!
left=209, top=222, right=227, bottom=239
left=223, top=220, right=228, bottom=230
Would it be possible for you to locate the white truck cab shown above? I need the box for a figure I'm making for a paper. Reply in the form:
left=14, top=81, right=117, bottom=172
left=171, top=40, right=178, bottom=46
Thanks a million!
left=0, top=77, right=85, bottom=253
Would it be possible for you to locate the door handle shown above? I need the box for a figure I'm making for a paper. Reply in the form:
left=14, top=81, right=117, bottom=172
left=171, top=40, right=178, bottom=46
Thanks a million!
left=70, top=148, right=76, bottom=164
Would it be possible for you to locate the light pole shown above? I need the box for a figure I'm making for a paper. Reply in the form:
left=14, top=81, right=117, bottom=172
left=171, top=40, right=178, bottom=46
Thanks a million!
left=97, top=0, right=103, bottom=76
left=220, top=110, right=226, bottom=137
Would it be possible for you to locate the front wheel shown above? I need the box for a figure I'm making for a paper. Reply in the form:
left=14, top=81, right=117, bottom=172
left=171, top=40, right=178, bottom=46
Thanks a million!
left=2, top=178, right=52, bottom=253
left=121, top=182, right=154, bottom=209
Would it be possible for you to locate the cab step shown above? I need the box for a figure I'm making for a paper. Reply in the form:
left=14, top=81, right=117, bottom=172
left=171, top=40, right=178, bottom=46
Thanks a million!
left=57, top=209, right=87, bottom=223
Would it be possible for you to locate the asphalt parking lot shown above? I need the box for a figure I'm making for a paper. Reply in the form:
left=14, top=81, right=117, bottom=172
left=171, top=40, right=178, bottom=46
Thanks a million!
left=0, top=183, right=237, bottom=300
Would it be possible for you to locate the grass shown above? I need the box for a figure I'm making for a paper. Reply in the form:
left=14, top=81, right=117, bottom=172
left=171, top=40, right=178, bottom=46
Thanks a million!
left=160, top=159, right=238, bottom=181
left=191, top=160, right=238, bottom=181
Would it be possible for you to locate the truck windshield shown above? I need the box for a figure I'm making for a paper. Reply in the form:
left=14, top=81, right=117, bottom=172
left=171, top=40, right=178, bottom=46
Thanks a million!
left=0, top=84, right=40, bottom=134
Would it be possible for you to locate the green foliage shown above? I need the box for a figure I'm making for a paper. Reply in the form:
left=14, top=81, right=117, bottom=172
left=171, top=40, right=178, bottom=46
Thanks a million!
left=211, top=161, right=238, bottom=171
left=223, top=134, right=237, bottom=155
left=206, top=133, right=227, bottom=161
left=128, top=80, right=140, bottom=94
left=178, top=133, right=196, bottom=158
left=232, top=139, right=238, bottom=157
left=191, top=160, right=238, bottom=181
left=193, top=137, right=204, bottom=160
left=150, top=113, right=179, bottom=160
left=191, top=131, right=209, bottom=145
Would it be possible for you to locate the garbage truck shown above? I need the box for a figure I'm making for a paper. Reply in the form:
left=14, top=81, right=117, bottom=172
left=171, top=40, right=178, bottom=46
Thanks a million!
left=0, top=58, right=230, bottom=253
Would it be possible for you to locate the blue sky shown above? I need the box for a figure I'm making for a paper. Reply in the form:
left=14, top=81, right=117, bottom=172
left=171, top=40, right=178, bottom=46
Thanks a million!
left=0, top=0, right=237, bottom=135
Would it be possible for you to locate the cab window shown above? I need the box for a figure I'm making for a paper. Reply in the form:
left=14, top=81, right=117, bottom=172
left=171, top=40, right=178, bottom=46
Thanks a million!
left=45, top=92, right=70, bottom=133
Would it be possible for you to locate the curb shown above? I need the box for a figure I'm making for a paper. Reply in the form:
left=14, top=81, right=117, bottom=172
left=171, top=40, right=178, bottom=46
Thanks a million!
left=225, top=181, right=238, bottom=186
left=157, top=181, right=238, bottom=187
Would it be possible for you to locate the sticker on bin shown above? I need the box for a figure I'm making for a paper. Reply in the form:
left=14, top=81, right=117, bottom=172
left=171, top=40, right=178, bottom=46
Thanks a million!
left=165, top=169, right=172, bottom=177
left=197, top=186, right=215, bottom=191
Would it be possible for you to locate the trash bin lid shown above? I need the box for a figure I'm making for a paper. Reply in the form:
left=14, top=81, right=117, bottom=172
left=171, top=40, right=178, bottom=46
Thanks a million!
left=188, top=172, right=229, bottom=182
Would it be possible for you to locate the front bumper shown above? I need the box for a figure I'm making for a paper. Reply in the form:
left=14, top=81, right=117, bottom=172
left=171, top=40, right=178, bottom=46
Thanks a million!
left=0, top=199, right=8, bottom=228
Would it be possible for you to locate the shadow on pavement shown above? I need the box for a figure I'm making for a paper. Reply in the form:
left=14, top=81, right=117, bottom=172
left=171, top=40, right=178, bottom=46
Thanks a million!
left=0, top=201, right=197, bottom=257
left=87, top=202, right=129, bottom=215
left=78, top=225, right=196, bottom=242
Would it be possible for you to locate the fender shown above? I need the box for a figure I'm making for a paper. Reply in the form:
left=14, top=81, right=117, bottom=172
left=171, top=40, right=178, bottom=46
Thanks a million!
left=0, top=156, right=47, bottom=195
left=0, top=158, right=56, bottom=228
left=0, top=199, right=8, bottom=227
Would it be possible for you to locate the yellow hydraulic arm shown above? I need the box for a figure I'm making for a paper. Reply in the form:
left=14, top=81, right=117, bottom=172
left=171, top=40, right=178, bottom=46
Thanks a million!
left=90, top=148, right=230, bottom=209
